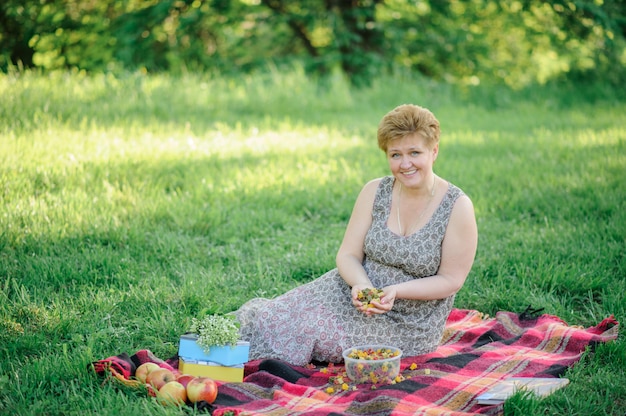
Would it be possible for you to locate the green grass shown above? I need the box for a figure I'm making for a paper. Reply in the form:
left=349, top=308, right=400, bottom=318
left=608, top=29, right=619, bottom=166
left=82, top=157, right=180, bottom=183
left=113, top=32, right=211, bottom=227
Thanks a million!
left=1, top=68, right=624, bottom=415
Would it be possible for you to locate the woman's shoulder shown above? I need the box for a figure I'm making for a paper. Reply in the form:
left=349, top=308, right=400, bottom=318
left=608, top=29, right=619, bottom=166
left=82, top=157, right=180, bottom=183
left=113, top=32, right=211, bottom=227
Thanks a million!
left=444, top=180, right=469, bottom=201
left=353, top=177, right=390, bottom=207
left=360, top=176, right=393, bottom=195
left=366, top=175, right=395, bottom=188
left=438, top=180, right=474, bottom=219
left=443, top=181, right=475, bottom=224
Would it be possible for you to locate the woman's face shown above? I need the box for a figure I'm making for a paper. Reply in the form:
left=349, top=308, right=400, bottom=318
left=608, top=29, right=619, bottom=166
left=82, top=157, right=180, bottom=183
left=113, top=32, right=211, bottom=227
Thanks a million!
left=386, top=133, right=438, bottom=189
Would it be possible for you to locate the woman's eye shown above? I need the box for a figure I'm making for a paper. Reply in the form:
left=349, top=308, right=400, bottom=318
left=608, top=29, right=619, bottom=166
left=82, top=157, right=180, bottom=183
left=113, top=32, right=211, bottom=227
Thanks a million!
left=411, top=151, right=420, bottom=156
left=390, top=153, right=400, bottom=159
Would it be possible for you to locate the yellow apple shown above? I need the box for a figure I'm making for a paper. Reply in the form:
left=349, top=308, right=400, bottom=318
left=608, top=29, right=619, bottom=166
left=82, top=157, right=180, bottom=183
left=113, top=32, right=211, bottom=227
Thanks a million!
left=157, top=381, right=187, bottom=406
left=134, top=362, right=160, bottom=383
left=146, top=368, right=176, bottom=390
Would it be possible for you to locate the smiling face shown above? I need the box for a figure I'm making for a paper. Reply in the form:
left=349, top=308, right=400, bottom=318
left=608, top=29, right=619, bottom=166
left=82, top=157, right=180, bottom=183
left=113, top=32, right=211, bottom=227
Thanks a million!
left=386, top=133, right=438, bottom=189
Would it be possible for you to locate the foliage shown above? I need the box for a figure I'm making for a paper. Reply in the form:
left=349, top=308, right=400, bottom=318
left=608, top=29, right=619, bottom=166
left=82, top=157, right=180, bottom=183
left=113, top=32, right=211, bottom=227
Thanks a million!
left=1, top=0, right=625, bottom=87
left=0, top=69, right=624, bottom=415
left=188, top=315, right=240, bottom=353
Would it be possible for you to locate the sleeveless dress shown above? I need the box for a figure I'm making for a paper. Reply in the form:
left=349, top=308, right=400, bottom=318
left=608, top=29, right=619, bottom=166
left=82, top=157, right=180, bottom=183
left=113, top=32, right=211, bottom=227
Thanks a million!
left=234, top=176, right=465, bottom=366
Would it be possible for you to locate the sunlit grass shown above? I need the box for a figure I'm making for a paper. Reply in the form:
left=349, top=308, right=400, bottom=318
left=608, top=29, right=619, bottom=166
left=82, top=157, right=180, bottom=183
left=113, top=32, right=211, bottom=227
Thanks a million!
left=1, top=69, right=624, bottom=415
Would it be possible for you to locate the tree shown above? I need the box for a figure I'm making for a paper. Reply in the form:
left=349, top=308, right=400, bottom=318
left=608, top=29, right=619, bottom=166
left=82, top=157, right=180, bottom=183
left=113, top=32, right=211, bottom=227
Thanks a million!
left=0, top=0, right=47, bottom=69
left=526, top=0, right=626, bottom=84
left=258, top=0, right=385, bottom=85
left=1, top=0, right=624, bottom=88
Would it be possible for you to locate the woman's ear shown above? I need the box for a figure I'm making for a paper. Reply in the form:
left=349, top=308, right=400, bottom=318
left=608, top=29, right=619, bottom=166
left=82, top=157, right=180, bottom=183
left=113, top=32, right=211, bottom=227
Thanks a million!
left=432, top=143, right=439, bottom=162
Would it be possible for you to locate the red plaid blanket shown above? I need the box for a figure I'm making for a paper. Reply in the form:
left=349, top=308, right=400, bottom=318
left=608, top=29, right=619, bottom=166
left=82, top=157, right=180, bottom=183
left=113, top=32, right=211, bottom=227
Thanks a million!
left=93, top=308, right=618, bottom=415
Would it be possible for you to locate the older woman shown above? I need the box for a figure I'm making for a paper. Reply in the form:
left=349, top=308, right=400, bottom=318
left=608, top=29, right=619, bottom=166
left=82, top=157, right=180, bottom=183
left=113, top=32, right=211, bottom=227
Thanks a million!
left=234, top=104, right=478, bottom=366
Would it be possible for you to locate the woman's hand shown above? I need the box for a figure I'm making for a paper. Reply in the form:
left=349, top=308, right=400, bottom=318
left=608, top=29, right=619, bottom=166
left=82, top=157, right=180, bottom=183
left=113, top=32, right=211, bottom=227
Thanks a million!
left=364, top=286, right=396, bottom=316
left=351, top=285, right=396, bottom=316
left=351, top=284, right=372, bottom=312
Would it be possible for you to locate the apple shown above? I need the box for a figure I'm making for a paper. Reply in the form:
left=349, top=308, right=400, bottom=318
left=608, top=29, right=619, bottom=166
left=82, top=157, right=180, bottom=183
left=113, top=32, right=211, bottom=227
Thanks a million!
left=134, top=362, right=161, bottom=383
left=157, top=381, right=187, bottom=406
left=146, top=383, right=158, bottom=397
left=176, top=374, right=196, bottom=388
left=146, top=368, right=176, bottom=390
left=186, top=376, right=218, bottom=404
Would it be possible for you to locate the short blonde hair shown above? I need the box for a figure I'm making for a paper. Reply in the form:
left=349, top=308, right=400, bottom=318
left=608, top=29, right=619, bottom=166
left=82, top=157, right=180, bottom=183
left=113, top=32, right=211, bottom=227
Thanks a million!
left=377, top=104, right=440, bottom=152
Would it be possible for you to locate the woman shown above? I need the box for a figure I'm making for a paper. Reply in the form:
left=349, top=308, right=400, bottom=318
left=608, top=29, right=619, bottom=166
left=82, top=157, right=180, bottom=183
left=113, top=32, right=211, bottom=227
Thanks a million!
left=234, top=104, right=478, bottom=366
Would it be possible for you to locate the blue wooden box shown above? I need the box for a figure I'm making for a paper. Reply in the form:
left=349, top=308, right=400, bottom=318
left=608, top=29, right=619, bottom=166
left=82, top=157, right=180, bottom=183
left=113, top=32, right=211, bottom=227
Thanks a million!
left=178, top=334, right=250, bottom=366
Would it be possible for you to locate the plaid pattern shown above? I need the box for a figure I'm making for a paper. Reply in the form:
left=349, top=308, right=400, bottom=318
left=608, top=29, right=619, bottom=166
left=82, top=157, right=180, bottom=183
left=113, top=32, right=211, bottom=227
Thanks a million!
left=91, top=308, right=618, bottom=415
left=212, top=309, right=618, bottom=416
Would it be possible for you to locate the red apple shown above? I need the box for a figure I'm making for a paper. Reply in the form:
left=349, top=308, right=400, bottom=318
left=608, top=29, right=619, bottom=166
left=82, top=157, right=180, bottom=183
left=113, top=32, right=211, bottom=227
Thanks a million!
left=146, top=383, right=158, bottom=397
left=157, top=381, right=187, bottom=406
left=176, top=374, right=196, bottom=388
left=146, top=368, right=176, bottom=390
left=135, top=362, right=161, bottom=383
left=186, top=376, right=218, bottom=404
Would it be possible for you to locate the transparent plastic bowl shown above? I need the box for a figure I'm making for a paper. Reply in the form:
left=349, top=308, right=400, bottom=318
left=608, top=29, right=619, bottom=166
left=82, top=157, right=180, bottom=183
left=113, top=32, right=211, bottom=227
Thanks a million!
left=342, top=345, right=402, bottom=384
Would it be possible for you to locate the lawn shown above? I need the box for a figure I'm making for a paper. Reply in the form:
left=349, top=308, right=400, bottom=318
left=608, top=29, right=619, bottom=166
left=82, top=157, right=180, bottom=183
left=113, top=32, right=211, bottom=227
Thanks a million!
left=1, top=68, right=624, bottom=415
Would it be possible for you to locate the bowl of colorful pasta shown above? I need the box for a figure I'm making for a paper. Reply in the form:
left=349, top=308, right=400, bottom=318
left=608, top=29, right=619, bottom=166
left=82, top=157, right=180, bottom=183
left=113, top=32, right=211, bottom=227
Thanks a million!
left=342, top=345, right=402, bottom=384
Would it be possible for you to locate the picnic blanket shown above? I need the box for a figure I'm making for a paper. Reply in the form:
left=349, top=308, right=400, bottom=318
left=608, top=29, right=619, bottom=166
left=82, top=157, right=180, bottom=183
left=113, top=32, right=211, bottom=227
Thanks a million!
left=92, top=308, right=618, bottom=415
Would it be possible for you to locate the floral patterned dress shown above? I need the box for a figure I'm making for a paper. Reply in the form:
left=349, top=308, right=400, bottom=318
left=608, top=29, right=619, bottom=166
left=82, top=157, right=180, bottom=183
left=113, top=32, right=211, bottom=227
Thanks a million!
left=234, top=176, right=465, bottom=366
